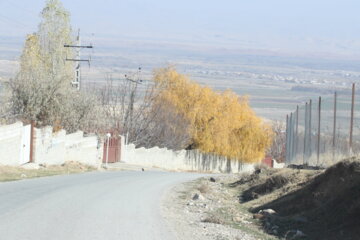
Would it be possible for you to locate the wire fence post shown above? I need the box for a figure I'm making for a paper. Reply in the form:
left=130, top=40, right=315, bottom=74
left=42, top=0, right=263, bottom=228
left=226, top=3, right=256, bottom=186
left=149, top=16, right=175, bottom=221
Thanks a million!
left=285, top=84, right=357, bottom=167
left=295, top=105, right=299, bottom=162
left=317, top=96, right=321, bottom=165
left=349, top=83, right=355, bottom=155
left=303, top=102, right=308, bottom=165
left=285, top=114, right=289, bottom=164
left=333, top=91, right=337, bottom=161
left=290, top=112, right=294, bottom=163
left=309, top=99, right=312, bottom=161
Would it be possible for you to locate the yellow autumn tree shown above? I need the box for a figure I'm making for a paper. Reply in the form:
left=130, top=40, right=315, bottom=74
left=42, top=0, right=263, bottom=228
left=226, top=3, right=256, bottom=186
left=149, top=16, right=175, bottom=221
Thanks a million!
left=153, top=67, right=273, bottom=163
left=19, top=34, right=42, bottom=74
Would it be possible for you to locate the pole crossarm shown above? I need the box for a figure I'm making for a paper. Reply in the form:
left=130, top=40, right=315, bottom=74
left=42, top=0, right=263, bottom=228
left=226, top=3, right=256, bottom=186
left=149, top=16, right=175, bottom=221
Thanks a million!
left=64, top=44, right=93, bottom=48
left=65, top=58, right=91, bottom=62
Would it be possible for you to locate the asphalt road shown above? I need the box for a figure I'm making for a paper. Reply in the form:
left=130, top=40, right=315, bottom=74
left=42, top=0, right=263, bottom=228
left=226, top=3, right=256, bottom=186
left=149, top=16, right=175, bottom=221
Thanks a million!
left=0, top=170, right=202, bottom=240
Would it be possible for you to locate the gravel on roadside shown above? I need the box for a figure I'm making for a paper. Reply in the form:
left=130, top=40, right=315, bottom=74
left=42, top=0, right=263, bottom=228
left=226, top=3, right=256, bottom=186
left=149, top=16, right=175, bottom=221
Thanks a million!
left=162, top=175, right=277, bottom=240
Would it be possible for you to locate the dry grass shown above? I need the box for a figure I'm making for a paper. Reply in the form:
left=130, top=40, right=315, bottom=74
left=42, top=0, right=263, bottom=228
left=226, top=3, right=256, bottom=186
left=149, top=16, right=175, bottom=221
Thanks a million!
left=0, top=161, right=96, bottom=182
left=201, top=215, right=223, bottom=224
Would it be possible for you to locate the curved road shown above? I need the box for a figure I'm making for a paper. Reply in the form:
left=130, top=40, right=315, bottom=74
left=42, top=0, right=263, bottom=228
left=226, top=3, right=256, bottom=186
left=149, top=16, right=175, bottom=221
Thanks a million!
left=0, top=171, right=202, bottom=240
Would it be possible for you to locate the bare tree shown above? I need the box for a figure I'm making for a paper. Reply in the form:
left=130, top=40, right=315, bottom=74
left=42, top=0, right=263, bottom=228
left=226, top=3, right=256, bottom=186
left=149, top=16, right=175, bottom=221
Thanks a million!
left=268, top=120, right=286, bottom=162
left=133, top=100, right=191, bottom=150
left=95, top=71, right=191, bottom=150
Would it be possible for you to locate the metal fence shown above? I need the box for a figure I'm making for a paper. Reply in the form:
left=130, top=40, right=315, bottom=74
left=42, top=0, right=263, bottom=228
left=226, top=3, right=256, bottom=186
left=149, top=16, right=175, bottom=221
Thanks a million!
left=285, top=83, right=360, bottom=167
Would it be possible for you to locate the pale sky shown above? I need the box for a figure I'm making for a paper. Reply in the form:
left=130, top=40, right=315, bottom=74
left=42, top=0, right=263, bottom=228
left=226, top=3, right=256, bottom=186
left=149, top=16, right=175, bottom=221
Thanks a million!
left=1, top=0, right=360, bottom=57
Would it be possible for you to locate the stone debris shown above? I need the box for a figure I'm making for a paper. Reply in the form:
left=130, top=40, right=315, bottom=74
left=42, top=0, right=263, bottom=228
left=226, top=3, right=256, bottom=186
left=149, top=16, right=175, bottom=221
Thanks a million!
left=253, top=213, right=265, bottom=220
left=285, top=229, right=307, bottom=240
left=192, top=193, right=205, bottom=201
left=258, top=209, right=276, bottom=215
left=163, top=176, right=262, bottom=240
left=209, top=177, right=216, bottom=182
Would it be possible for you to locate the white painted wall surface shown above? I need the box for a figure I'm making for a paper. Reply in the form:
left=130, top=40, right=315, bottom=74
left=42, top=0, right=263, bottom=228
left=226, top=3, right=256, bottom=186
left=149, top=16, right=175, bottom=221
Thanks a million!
left=65, top=132, right=102, bottom=168
left=0, top=122, right=23, bottom=166
left=273, top=159, right=285, bottom=169
left=123, top=143, right=254, bottom=174
left=33, top=127, right=66, bottom=165
left=34, top=127, right=102, bottom=167
left=0, top=122, right=102, bottom=167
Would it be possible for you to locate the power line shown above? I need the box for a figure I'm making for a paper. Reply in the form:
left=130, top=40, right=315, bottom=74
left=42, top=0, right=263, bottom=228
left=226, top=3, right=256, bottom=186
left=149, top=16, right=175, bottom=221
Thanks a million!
left=0, top=0, right=36, bottom=30
left=0, top=13, right=33, bottom=31
left=1, top=0, right=38, bottom=19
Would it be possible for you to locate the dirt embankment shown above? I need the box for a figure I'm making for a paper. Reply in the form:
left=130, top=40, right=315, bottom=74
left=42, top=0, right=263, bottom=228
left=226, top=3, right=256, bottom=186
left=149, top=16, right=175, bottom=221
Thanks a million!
left=165, top=158, right=360, bottom=240
left=247, top=158, right=360, bottom=240
left=162, top=175, right=272, bottom=240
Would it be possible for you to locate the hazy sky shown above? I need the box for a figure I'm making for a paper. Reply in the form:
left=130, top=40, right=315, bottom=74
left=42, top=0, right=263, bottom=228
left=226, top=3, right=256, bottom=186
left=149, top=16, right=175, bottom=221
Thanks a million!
left=1, top=0, right=360, bottom=57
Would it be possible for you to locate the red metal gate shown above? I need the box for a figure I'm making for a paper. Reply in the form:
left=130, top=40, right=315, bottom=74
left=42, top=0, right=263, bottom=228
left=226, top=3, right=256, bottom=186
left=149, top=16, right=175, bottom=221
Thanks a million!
left=103, top=137, right=121, bottom=163
left=262, top=156, right=274, bottom=168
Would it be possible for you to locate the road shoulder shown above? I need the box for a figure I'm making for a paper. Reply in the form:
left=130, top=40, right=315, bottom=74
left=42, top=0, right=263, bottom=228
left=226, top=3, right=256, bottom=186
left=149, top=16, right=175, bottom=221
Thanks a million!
left=162, top=175, right=274, bottom=240
left=0, top=161, right=96, bottom=182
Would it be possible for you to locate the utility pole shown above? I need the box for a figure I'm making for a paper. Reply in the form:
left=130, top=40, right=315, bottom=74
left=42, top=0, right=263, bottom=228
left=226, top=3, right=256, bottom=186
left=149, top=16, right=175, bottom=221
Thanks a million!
left=64, top=29, right=93, bottom=90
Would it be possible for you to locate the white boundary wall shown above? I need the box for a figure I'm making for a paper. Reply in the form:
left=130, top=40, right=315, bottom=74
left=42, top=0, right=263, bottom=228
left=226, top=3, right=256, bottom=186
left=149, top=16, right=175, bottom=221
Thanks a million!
left=0, top=122, right=102, bottom=168
left=33, top=126, right=103, bottom=168
left=123, top=143, right=255, bottom=174
left=65, top=132, right=102, bottom=167
left=0, top=122, right=29, bottom=166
